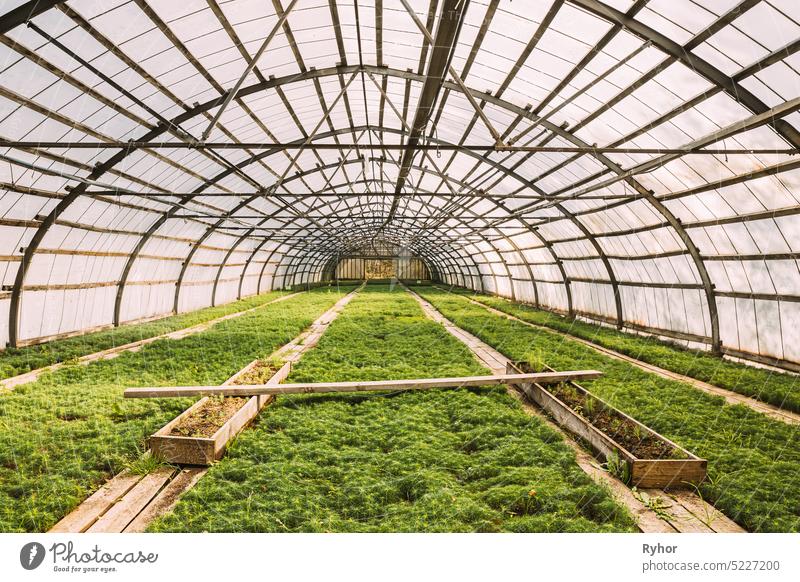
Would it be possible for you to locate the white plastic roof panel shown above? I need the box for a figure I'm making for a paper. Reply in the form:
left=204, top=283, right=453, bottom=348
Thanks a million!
left=0, top=0, right=798, bottom=369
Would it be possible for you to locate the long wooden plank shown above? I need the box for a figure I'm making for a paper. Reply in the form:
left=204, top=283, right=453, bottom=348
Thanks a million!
left=124, top=371, right=603, bottom=398
left=666, top=489, right=745, bottom=533
left=638, top=488, right=715, bottom=533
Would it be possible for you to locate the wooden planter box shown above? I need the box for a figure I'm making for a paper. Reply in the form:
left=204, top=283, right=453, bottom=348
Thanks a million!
left=506, top=361, right=706, bottom=489
left=149, top=361, right=291, bottom=465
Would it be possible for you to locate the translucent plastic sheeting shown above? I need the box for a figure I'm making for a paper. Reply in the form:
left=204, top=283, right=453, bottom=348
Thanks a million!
left=0, top=0, right=798, bottom=370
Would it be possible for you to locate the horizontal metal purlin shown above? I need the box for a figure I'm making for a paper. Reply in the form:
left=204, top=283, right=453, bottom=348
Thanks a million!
left=568, top=278, right=704, bottom=290
left=716, top=291, right=800, bottom=302
left=722, top=347, right=800, bottom=374
left=1, top=141, right=793, bottom=155
left=0, top=0, right=63, bottom=35
left=544, top=205, right=800, bottom=243
left=702, top=252, right=800, bottom=261
left=64, top=190, right=638, bottom=200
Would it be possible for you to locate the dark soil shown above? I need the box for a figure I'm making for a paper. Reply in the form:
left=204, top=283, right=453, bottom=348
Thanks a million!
left=169, top=360, right=279, bottom=438
left=170, top=397, right=248, bottom=438
left=233, top=360, right=278, bottom=385
left=517, top=362, right=682, bottom=460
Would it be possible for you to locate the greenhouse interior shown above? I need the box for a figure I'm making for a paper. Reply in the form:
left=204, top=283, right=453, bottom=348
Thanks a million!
left=0, top=0, right=799, bottom=541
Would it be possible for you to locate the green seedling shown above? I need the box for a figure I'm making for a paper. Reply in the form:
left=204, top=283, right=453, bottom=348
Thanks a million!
left=523, top=349, right=547, bottom=373
left=413, top=286, right=800, bottom=532
left=0, top=287, right=356, bottom=532
left=604, top=451, right=631, bottom=484
left=464, top=291, right=800, bottom=414
left=0, top=291, right=290, bottom=381
left=149, top=286, right=635, bottom=534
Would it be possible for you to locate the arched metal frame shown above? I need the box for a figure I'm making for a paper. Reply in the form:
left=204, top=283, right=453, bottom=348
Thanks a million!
left=1, top=0, right=798, bottom=368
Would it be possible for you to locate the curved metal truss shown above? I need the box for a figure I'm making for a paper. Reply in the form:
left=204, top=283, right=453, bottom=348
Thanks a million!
left=0, top=0, right=799, bottom=370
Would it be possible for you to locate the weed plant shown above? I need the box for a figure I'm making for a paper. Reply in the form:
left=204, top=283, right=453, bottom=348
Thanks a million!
left=445, top=288, right=800, bottom=413
left=151, top=286, right=634, bottom=533
left=0, top=288, right=352, bottom=532
left=413, top=287, right=800, bottom=532
left=0, top=290, right=293, bottom=380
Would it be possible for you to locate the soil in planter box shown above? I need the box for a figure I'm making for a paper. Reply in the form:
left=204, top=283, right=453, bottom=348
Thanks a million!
left=169, top=396, right=249, bottom=438
left=547, top=383, right=680, bottom=459
left=232, top=360, right=278, bottom=385
left=169, top=361, right=279, bottom=438
left=516, top=362, right=682, bottom=460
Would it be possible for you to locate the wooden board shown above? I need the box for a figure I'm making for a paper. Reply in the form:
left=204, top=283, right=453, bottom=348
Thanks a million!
left=665, top=489, right=745, bottom=533
left=632, top=459, right=708, bottom=489
left=125, top=371, right=603, bottom=398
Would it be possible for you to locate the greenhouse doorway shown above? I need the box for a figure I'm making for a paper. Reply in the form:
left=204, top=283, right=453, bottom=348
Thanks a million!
left=365, top=259, right=395, bottom=280
left=335, top=255, right=431, bottom=281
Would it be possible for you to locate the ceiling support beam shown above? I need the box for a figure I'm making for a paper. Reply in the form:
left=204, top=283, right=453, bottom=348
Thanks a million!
left=200, top=0, right=299, bottom=140
left=399, top=0, right=501, bottom=145
left=571, top=0, right=800, bottom=150
left=3, top=140, right=793, bottom=155
left=388, top=0, right=467, bottom=223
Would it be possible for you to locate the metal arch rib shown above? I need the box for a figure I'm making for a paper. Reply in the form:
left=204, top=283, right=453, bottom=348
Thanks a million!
left=278, top=240, right=448, bottom=288
left=182, top=122, right=577, bottom=310
left=230, top=197, right=482, bottom=302
left=277, top=234, right=462, bottom=288
left=176, top=182, right=484, bottom=314
left=112, top=120, right=555, bottom=321
left=196, top=67, right=664, bottom=328
left=273, top=220, right=503, bottom=290
left=260, top=219, right=482, bottom=291
left=230, top=64, right=777, bottom=343
left=212, top=200, right=477, bottom=306
left=246, top=181, right=550, bottom=304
